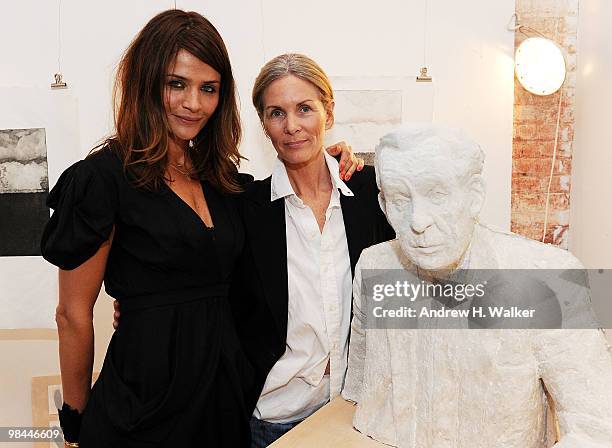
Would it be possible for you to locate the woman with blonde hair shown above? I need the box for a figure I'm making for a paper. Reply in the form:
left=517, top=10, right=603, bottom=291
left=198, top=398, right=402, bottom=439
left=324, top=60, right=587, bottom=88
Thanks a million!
left=231, top=53, right=393, bottom=447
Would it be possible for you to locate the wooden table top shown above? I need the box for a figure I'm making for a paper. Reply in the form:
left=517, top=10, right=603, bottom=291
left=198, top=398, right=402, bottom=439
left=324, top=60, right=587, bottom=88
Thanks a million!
left=269, top=397, right=387, bottom=448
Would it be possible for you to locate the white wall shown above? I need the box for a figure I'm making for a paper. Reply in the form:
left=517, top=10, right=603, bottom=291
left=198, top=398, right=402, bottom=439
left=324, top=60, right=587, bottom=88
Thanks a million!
left=570, top=0, right=612, bottom=269
left=0, top=0, right=515, bottom=435
left=570, top=0, right=612, bottom=347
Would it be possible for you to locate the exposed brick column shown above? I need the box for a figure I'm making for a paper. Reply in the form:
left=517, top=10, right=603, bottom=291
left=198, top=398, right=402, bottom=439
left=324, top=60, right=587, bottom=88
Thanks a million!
left=511, top=0, right=578, bottom=248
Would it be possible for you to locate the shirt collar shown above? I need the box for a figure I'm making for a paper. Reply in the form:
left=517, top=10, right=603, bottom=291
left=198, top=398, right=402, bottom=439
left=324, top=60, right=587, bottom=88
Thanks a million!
left=270, top=151, right=354, bottom=202
left=324, top=151, right=354, bottom=198
left=270, top=157, right=295, bottom=202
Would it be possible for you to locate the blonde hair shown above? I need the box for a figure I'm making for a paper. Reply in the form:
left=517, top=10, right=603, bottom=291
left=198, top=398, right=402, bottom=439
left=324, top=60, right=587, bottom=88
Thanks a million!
left=252, top=53, right=334, bottom=124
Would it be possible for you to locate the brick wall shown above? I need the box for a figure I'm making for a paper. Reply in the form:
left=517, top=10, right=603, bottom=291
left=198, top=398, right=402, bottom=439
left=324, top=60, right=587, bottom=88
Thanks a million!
left=511, top=0, right=578, bottom=248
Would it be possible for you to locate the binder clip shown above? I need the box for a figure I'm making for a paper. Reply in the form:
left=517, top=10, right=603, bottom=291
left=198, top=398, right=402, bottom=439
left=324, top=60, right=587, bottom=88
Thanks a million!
left=416, top=67, right=432, bottom=82
left=51, top=73, right=68, bottom=89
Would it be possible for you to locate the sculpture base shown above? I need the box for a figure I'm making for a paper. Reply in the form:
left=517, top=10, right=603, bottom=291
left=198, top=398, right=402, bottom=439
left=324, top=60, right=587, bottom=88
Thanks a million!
left=269, top=397, right=387, bottom=448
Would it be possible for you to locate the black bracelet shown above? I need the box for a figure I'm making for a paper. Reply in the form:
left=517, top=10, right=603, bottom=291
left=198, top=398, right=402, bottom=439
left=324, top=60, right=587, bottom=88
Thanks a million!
left=58, top=402, right=83, bottom=443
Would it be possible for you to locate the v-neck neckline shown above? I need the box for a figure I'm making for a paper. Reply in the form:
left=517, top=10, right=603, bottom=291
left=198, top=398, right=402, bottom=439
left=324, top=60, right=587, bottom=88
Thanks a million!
left=164, top=179, right=215, bottom=230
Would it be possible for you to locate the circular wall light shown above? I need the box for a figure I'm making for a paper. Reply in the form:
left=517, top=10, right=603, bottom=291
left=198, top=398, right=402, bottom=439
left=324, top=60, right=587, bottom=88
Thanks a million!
left=515, top=37, right=566, bottom=96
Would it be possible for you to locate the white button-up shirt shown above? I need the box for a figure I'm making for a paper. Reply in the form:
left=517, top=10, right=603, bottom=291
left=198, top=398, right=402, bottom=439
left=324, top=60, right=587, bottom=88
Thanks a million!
left=254, top=152, right=354, bottom=424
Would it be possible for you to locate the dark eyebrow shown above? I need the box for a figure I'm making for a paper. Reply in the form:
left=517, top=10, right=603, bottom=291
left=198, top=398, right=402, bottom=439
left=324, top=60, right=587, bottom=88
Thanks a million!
left=166, top=73, right=220, bottom=84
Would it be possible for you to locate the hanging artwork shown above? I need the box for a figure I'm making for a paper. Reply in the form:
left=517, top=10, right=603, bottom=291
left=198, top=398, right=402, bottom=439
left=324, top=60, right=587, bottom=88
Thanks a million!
left=323, top=76, right=434, bottom=156
left=0, top=87, right=80, bottom=329
left=0, top=128, right=50, bottom=256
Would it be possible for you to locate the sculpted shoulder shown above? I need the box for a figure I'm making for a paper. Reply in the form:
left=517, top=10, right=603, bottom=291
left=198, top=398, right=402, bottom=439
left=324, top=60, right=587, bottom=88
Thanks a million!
left=476, top=223, right=584, bottom=269
left=358, top=239, right=406, bottom=270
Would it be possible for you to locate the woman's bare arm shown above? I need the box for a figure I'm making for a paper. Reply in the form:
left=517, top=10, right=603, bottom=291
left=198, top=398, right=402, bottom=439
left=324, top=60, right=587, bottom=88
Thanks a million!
left=56, top=236, right=112, bottom=412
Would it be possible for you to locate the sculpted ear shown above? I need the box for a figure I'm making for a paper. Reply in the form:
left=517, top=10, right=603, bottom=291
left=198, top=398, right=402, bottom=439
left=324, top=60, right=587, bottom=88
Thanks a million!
left=378, top=192, right=387, bottom=217
left=469, top=175, right=485, bottom=218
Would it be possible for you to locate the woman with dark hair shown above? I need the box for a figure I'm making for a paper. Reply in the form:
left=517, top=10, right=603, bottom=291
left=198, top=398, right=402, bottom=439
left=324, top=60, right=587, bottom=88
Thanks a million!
left=111, top=10, right=243, bottom=194
left=40, top=9, right=359, bottom=447
left=42, top=9, right=250, bottom=447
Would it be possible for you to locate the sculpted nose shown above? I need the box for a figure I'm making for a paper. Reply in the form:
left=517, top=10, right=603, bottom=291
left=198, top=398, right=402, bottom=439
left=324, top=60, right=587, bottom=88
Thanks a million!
left=410, top=199, right=434, bottom=234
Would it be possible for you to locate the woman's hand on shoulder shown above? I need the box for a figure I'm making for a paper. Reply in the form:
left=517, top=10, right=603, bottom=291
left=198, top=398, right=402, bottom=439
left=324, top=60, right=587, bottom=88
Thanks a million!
left=325, top=141, right=365, bottom=181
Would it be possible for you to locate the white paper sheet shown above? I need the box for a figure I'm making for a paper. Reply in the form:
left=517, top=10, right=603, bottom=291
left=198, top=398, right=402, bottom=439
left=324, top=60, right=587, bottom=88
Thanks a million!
left=0, top=87, right=80, bottom=329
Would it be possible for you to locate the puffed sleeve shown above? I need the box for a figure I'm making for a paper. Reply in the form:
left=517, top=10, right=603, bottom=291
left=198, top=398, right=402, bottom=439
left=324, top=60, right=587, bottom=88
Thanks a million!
left=41, top=157, right=118, bottom=270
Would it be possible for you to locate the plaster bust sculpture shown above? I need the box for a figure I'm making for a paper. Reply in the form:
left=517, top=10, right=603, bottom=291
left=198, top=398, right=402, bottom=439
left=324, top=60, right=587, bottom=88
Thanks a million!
left=341, top=124, right=612, bottom=447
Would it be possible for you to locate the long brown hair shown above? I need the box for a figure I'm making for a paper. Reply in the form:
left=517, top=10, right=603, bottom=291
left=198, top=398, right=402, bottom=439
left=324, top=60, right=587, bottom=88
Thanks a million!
left=108, top=9, right=243, bottom=193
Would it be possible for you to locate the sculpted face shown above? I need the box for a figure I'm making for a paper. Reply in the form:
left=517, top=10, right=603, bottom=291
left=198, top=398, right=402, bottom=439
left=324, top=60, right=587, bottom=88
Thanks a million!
left=378, top=142, right=482, bottom=271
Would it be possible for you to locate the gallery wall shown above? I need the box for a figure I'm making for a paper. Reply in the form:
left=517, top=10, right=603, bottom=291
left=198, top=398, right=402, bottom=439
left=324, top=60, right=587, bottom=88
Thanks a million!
left=570, top=0, right=612, bottom=269
left=0, top=0, right=515, bottom=434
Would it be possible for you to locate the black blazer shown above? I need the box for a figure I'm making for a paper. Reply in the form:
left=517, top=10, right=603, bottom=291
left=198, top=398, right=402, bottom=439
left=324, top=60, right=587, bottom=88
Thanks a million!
left=229, top=165, right=394, bottom=412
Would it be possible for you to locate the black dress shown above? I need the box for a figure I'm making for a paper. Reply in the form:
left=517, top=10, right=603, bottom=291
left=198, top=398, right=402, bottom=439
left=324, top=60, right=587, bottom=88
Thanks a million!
left=41, top=146, right=253, bottom=447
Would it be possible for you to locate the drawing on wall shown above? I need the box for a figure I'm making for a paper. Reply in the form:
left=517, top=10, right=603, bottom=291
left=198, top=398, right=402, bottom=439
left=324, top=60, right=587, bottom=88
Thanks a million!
left=326, top=89, right=402, bottom=153
left=0, top=128, right=50, bottom=256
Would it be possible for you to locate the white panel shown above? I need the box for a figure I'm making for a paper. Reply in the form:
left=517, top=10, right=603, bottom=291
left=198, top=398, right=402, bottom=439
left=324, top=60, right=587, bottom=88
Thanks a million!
left=326, top=88, right=402, bottom=152
left=261, top=0, right=421, bottom=77
left=570, top=0, right=612, bottom=268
